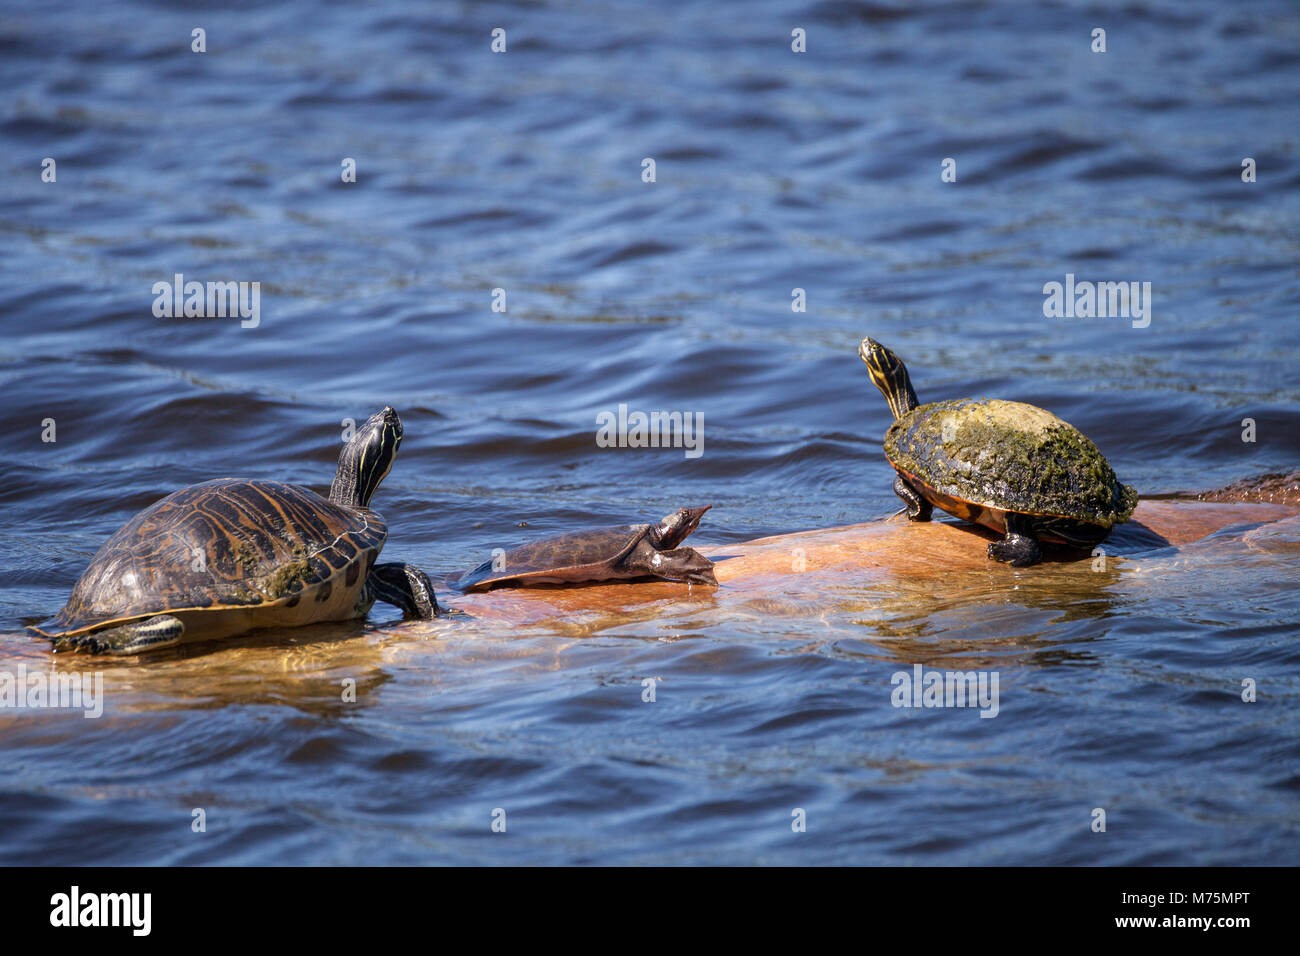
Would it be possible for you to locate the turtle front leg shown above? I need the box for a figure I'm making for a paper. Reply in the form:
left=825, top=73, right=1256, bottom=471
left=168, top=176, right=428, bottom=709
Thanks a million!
left=369, top=563, right=440, bottom=619
left=893, top=475, right=932, bottom=521
left=988, top=513, right=1042, bottom=567
left=637, top=547, right=718, bottom=586
left=54, top=614, right=185, bottom=655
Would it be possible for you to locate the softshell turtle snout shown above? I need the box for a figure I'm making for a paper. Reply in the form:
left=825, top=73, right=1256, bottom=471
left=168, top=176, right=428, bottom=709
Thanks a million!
left=656, top=504, right=712, bottom=549
left=682, top=503, right=711, bottom=528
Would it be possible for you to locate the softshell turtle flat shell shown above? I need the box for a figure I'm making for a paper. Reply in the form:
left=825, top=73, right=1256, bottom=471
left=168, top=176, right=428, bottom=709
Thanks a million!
left=450, top=506, right=717, bottom=591
left=457, top=527, right=653, bottom=588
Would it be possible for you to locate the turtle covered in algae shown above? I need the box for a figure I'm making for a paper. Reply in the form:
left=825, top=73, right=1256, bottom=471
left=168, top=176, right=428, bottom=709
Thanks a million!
left=859, top=337, right=1138, bottom=566
left=449, top=505, right=717, bottom=591
left=29, top=406, right=439, bottom=655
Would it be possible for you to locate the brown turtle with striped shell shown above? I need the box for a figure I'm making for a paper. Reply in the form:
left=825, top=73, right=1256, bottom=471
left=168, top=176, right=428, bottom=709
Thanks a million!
left=859, top=337, right=1138, bottom=566
left=29, top=406, right=438, bottom=655
left=449, top=506, right=717, bottom=591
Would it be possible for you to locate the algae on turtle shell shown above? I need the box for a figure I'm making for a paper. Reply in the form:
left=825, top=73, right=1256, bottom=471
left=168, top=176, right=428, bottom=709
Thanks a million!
left=886, top=399, right=1137, bottom=524
left=261, top=546, right=315, bottom=599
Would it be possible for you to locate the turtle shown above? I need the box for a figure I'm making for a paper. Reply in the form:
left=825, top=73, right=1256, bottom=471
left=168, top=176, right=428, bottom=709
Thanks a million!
left=28, top=406, right=439, bottom=655
left=448, top=505, right=718, bottom=591
left=858, top=337, right=1138, bottom=566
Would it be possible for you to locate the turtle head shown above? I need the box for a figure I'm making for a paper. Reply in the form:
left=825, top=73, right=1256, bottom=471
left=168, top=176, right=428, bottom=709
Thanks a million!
left=859, top=336, right=919, bottom=420
left=330, top=406, right=403, bottom=509
left=651, top=504, right=711, bottom=549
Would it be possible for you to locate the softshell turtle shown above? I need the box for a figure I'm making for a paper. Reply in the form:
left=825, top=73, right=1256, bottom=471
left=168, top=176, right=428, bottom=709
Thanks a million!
left=450, top=505, right=717, bottom=591
left=859, top=337, right=1138, bottom=566
left=29, top=406, right=438, bottom=655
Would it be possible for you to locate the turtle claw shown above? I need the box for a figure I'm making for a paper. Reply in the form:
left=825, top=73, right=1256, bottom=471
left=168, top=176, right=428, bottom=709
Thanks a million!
left=52, top=633, right=107, bottom=655
left=988, top=533, right=1042, bottom=567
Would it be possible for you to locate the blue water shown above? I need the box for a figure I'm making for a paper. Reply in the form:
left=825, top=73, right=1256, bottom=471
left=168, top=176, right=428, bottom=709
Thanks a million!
left=1, top=0, right=1298, bottom=864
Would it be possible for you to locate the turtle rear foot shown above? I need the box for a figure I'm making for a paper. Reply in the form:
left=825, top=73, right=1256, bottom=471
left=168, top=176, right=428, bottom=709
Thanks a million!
left=54, top=614, right=185, bottom=655
left=893, top=475, right=933, bottom=522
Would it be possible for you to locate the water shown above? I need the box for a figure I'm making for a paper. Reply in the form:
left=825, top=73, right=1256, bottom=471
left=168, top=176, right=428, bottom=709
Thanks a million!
left=2, top=0, right=1298, bottom=864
